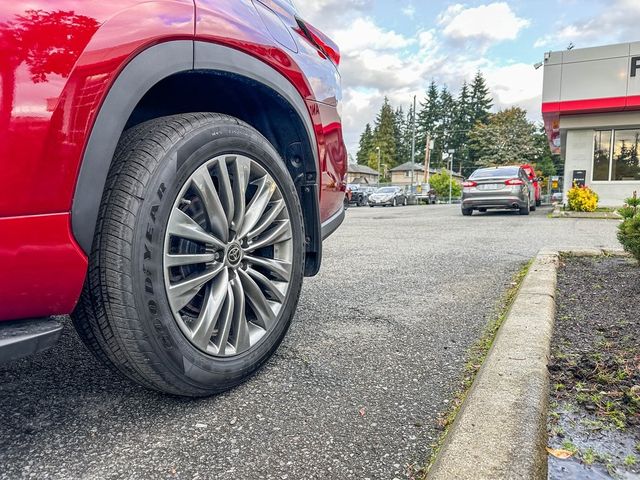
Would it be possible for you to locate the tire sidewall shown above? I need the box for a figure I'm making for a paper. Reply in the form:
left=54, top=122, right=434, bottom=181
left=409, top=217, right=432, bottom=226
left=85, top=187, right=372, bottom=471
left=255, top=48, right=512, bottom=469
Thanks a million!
left=131, top=119, right=304, bottom=393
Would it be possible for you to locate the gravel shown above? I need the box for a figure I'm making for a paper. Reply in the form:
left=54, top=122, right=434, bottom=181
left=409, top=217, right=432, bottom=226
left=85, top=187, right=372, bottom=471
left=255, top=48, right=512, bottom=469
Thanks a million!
left=0, top=205, right=620, bottom=480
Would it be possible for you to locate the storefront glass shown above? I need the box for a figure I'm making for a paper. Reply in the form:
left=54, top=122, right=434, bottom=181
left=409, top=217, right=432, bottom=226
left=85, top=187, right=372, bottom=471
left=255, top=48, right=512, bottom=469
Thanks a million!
left=593, top=130, right=611, bottom=181
left=612, top=129, right=640, bottom=181
left=592, top=128, right=640, bottom=181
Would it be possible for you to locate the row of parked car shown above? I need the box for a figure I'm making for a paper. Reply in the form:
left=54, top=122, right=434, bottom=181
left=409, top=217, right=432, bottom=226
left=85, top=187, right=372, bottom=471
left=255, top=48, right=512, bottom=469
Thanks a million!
left=345, top=185, right=437, bottom=208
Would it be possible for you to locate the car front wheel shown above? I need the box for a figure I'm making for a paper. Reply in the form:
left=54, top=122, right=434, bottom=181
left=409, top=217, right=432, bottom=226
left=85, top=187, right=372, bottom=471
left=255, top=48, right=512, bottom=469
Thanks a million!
left=72, top=113, right=304, bottom=397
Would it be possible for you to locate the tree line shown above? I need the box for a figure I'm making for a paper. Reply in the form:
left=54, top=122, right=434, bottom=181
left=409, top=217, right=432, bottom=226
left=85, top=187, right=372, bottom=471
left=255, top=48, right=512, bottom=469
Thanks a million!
left=355, top=71, right=560, bottom=179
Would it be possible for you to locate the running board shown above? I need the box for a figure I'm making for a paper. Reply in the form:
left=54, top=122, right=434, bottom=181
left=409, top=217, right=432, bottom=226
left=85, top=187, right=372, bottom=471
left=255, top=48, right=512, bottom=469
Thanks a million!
left=0, top=318, right=63, bottom=363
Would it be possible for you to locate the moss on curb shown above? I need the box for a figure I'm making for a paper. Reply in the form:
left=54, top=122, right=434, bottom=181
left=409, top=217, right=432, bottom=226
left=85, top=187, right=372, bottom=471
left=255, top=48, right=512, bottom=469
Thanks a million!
left=416, top=260, right=533, bottom=479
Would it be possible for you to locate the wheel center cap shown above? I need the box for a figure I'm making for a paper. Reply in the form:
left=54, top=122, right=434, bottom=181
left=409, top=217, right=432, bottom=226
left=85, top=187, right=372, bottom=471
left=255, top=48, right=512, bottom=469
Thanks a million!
left=226, top=243, right=243, bottom=267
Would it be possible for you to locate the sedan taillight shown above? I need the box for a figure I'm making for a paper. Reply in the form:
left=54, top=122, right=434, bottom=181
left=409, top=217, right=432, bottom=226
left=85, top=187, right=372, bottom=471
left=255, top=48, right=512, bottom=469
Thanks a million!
left=505, top=178, right=524, bottom=186
left=462, top=181, right=477, bottom=187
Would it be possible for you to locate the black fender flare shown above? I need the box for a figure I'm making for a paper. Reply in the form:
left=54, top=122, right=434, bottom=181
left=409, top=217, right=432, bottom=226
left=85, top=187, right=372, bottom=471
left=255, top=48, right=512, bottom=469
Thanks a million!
left=72, top=40, right=321, bottom=272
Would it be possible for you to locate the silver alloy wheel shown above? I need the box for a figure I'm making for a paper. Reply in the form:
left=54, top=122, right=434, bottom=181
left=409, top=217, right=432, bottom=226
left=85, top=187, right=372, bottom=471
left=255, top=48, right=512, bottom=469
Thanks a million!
left=163, top=154, right=293, bottom=357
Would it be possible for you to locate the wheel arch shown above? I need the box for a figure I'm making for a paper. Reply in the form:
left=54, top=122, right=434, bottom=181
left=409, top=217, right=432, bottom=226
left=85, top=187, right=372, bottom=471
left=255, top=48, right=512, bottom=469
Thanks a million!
left=73, top=40, right=322, bottom=275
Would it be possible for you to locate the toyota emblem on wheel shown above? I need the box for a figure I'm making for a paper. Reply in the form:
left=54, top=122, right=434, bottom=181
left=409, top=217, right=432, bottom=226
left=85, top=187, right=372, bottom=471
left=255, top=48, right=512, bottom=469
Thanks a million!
left=227, top=244, right=242, bottom=266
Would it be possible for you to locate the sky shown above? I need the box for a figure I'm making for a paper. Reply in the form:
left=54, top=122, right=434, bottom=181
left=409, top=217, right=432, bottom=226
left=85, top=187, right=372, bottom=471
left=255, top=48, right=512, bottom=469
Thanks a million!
left=295, top=0, right=640, bottom=157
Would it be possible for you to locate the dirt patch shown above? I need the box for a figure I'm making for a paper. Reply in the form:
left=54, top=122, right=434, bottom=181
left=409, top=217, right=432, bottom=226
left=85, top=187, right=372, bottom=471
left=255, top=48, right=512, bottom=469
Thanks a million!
left=548, top=256, right=640, bottom=479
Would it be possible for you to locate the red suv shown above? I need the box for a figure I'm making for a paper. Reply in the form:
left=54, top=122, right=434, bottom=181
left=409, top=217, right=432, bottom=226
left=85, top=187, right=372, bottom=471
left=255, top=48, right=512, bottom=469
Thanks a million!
left=0, top=1, right=347, bottom=396
left=521, top=164, right=542, bottom=207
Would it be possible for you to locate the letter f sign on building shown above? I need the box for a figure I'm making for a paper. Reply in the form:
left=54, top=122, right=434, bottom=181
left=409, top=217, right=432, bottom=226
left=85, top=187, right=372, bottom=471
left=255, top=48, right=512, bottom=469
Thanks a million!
left=631, top=56, right=640, bottom=77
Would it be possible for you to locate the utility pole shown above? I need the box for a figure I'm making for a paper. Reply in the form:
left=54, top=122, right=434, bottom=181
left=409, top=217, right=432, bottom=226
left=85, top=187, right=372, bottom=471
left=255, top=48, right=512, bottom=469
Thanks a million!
left=424, top=134, right=432, bottom=185
left=410, top=95, right=416, bottom=193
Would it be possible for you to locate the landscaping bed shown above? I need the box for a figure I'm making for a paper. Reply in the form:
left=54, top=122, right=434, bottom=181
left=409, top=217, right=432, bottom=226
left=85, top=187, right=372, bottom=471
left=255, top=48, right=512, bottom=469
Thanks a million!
left=548, top=256, right=640, bottom=479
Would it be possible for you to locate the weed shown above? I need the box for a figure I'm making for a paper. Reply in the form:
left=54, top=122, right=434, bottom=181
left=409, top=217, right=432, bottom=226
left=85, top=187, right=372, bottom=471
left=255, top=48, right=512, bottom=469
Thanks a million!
left=624, top=455, right=637, bottom=467
left=562, top=441, right=578, bottom=454
left=582, top=448, right=596, bottom=465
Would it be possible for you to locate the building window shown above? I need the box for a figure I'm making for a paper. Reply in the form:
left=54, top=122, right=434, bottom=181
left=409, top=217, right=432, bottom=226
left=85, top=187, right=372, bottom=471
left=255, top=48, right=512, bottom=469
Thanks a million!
left=593, top=128, right=640, bottom=181
left=612, top=129, right=640, bottom=181
left=593, top=130, right=611, bottom=181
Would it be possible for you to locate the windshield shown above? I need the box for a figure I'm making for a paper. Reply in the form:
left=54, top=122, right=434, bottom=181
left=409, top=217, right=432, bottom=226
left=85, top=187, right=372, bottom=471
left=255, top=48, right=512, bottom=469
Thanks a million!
left=470, top=167, right=520, bottom=179
left=377, top=187, right=396, bottom=193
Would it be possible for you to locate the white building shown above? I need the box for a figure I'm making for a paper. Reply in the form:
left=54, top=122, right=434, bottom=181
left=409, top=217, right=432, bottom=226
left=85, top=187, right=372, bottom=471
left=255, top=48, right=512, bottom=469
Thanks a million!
left=542, top=42, right=640, bottom=206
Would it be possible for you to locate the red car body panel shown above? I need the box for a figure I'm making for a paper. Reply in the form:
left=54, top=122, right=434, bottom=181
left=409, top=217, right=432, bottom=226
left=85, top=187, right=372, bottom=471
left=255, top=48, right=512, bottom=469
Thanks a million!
left=521, top=164, right=541, bottom=203
left=0, top=0, right=346, bottom=322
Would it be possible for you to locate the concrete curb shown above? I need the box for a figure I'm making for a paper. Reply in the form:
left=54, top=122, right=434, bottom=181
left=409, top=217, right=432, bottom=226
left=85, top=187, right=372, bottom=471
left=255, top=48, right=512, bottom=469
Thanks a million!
left=427, top=247, right=628, bottom=480
left=551, top=207, right=622, bottom=220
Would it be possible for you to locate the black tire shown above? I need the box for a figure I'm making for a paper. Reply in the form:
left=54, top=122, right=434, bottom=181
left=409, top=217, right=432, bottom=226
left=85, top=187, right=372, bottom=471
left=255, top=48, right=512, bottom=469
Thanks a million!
left=519, top=200, right=530, bottom=215
left=72, top=113, right=305, bottom=397
left=461, top=208, right=473, bottom=216
left=344, top=197, right=349, bottom=211
left=478, top=208, right=487, bottom=213
left=536, top=199, right=541, bottom=207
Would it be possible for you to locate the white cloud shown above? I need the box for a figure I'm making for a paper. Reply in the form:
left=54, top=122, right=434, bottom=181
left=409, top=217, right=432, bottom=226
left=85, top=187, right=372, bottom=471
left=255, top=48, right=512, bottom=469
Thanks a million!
left=295, top=1, right=540, bottom=153
left=331, top=18, right=414, bottom=52
left=439, top=2, right=529, bottom=47
left=534, top=0, right=640, bottom=49
left=401, top=4, right=416, bottom=18
left=484, top=63, right=544, bottom=121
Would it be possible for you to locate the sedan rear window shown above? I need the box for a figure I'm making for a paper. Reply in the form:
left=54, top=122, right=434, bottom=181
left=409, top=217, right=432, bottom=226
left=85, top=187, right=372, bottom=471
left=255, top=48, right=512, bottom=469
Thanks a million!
left=470, top=167, right=520, bottom=179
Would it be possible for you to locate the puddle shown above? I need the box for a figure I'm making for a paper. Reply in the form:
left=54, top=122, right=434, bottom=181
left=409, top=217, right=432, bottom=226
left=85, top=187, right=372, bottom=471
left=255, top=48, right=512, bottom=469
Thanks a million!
left=548, top=404, right=640, bottom=479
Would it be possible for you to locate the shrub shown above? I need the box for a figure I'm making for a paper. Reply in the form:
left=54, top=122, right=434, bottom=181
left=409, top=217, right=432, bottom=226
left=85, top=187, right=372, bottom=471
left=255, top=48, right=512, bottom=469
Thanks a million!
left=567, top=184, right=599, bottom=212
left=430, top=169, right=461, bottom=199
left=618, top=191, right=640, bottom=264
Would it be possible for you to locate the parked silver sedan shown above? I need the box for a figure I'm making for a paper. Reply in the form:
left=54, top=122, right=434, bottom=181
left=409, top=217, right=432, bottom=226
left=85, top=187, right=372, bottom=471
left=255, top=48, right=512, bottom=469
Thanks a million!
left=461, top=166, right=535, bottom=216
left=368, top=186, right=407, bottom=207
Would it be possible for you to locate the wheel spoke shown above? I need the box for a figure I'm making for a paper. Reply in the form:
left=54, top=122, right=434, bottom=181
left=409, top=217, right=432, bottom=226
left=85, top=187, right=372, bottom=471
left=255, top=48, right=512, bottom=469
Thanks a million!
left=244, top=255, right=291, bottom=282
left=165, top=252, right=218, bottom=268
left=238, top=175, right=276, bottom=239
left=245, top=219, right=291, bottom=253
left=231, top=156, right=251, bottom=232
left=167, top=209, right=225, bottom=249
left=230, top=277, right=251, bottom=353
left=215, top=158, right=234, bottom=228
left=247, top=268, right=286, bottom=303
left=168, top=263, right=225, bottom=311
left=190, top=269, right=229, bottom=350
left=164, top=154, right=293, bottom=358
left=245, top=199, right=286, bottom=241
left=238, top=269, right=275, bottom=329
left=191, top=165, right=228, bottom=242
left=214, top=284, right=235, bottom=355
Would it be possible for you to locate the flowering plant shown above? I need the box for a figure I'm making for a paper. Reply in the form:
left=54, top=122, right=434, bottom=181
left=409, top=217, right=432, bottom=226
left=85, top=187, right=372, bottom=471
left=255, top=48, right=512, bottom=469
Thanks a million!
left=567, top=184, right=598, bottom=212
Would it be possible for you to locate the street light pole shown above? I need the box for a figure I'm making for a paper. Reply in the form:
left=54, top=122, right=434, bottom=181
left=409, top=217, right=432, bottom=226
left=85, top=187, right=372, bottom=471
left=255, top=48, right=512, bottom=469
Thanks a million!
left=448, top=149, right=455, bottom=204
left=376, top=146, right=381, bottom=186
left=410, top=95, right=416, bottom=193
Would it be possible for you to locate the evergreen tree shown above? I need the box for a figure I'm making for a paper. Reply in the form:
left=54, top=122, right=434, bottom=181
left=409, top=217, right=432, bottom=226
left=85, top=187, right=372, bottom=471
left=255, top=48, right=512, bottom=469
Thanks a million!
left=371, top=97, right=398, bottom=171
left=469, top=71, right=493, bottom=125
left=416, top=80, right=440, bottom=162
left=356, top=123, right=374, bottom=165
left=433, top=86, right=456, bottom=169
left=451, top=82, right=474, bottom=175
left=394, top=106, right=410, bottom=165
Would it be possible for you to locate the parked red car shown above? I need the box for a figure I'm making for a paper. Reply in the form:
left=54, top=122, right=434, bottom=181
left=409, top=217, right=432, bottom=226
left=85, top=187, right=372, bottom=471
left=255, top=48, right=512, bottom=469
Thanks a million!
left=0, top=0, right=347, bottom=396
left=521, top=164, right=542, bottom=207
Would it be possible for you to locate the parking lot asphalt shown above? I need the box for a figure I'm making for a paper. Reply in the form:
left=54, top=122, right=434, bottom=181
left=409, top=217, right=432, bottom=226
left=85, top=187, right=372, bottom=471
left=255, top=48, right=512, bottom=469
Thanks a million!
left=0, top=205, right=620, bottom=480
